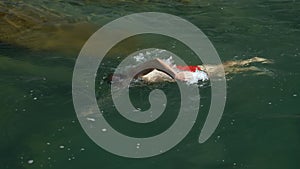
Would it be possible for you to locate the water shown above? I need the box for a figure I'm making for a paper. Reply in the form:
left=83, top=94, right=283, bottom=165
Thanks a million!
left=1, top=0, right=300, bottom=169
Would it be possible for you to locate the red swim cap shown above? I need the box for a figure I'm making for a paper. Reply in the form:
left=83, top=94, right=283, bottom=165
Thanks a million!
left=176, top=65, right=201, bottom=72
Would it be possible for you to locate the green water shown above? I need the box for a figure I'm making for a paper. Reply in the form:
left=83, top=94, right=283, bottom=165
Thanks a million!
left=1, top=0, right=300, bottom=169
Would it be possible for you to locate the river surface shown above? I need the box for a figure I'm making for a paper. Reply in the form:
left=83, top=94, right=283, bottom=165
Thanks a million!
left=0, top=0, right=299, bottom=169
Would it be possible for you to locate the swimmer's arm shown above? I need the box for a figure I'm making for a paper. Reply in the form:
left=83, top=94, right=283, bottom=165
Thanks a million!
left=154, top=58, right=177, bottom=77
left=130, top=58, right=177, bottom=78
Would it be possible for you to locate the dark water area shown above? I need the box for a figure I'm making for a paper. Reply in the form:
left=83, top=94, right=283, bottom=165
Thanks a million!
left=0, top=0, right=299, bottom=169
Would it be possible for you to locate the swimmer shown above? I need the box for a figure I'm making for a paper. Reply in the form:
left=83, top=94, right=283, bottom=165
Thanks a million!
left=109, top=56, right=272, bottom=84
left=128, top=58, right=208, bottom=83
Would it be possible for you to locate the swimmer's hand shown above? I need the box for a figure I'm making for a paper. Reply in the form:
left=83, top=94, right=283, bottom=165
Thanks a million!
left=175, top=72, right=184, bottom=81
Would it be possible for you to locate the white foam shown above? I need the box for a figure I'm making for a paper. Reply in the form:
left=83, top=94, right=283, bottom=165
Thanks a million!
left=187, top=70, right=209, bottom=84
left=133, top=53, right=146, bottom=62
left=163, top=56, right=175, bottom=65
